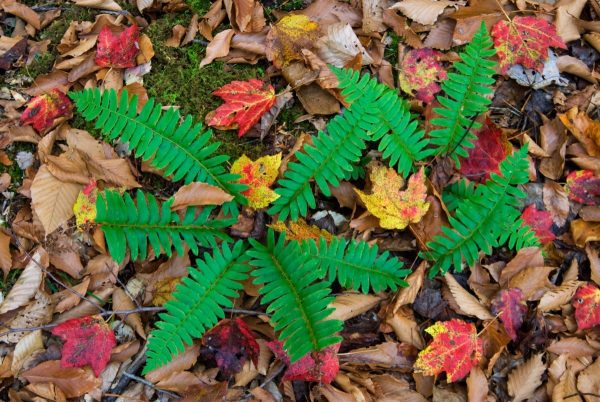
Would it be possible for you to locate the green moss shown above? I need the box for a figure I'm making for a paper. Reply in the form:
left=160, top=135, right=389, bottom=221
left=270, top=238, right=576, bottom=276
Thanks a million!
left=186, top=0, right=211, bottom=14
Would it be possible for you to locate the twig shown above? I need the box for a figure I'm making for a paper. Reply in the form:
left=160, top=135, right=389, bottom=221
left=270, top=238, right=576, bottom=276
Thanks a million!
left=122, top=372, right=180, bottom=399
left=105, top=346, right=149, bottom=402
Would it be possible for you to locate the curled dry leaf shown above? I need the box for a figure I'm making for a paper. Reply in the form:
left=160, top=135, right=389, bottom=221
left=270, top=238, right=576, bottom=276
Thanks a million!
left=200, top=28, right=234, bottom=67
left=112, top=288, right=146, bottom=339
left=171, top=182, right=234, bottom=210
left=547, top=337, right=597, bottom=357
left=507, top=353, right=546, bottom=402
left=316, top=23, right=374, bottom=68
left=0, top=230, right=11, bottom=277
left=538, top=281, right=584, bottom=312
left=328, top=293, right=383, bottom=321
left=11, top=330, right=44, bottom=375
left=392, top=261, right=426, bottom=311
left=467, top=367, right=489, bottom=402
left=444, top=273, right=493, bottom=320
left=543, top=180, right=569, bottom=227
left=577, top=357, right=600, bottom=401
left=559, top=107, right=600, bottom=157
left=0, top=248, right=46, bottom=314
left=389, top=0, right=453, bottom=26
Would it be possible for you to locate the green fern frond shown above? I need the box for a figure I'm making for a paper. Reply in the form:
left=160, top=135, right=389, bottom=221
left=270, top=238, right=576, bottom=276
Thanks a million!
left=144, top=241, right=249, bottom=373
left=443, top=180, right=477, bottom=212
left=96, top=190, right=233, bottom=263
left=429, top=22, right=497, bottom=165
left=248, top=230, right=342, bottom=362
left=422, top=146, right=539, bottom=277
left=301, top=237, right=409, bottom=293
left=332, top=66, right=431, bottom=176
left=69, top=89, right=247, bottom=206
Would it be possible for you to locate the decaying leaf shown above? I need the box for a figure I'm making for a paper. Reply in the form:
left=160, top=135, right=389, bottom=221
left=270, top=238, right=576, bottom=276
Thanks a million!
left=73, top=181, right=98, bottom=227
left=265, top=14, right=320, bottom=69
left=20, top=89, right=72, bottom=133
left=559, top=107, right=600, bottom=157
left=414, top=319, right=482, bottom=382
left=230, top=153, right=281, bottom=208
left=491, top=16, right=567, bottom=73
left=398, top=48, right=447, bottom=103
left=355, top=165, right=430, bottom=230
left=565, top=170, right=600, bottom=205
left=51, top=315, right=116, bottom=376
left=95, top=25, right=140, bottom=68
left=520, top=205, right=555, bottom=244
left=207, top=79, right=276, bottom=137
left=490, top=288, right=527, bottom=341
left=572, top=283, right=600, bottom=330
left=269, top=218, right=333, bottom=242
left=202, top=318, right=259, bottom=376
left=507, top=353, right=546, bottom=402
left=268, top=340, right=339, bottom=383
left=459, top=119, right=509, bottom=182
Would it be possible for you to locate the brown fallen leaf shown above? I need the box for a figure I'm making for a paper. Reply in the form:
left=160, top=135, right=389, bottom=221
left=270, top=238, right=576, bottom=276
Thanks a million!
left=547, top=338, right=598, bottom=357
left=389, top=0, right=453, bottom=26
left=0, top=291, right=54, bottom=343
left=200, top=28, right=234, bottom=67
left=391, top=261, right=426, bottom=311
left=538, top=281, right=584, bottom=312
left=2, top=0, right=41, bottom=30
left=339, top=342, right=416, bottom=370
left=317, top=23, right=373, bottom=68
left=0, top=248, right=46, bottom=314
left=166, top=25, right=187, bottom=47
left=71, top=0, right=122, bottom=11
left=508, top=266, right=555, bottom=301
left=0, top=230, right=12, bottom=278
left=556, top=55, right=598, bottom=84
left=328, top=293, right=383, bottom=321
left=543, top=180, right=569, bottom=227
left=11, top=330, right=44, bottom=375
left=559, top=107, right=600, bottom=157
left=577, top=357, right=600, bottom=402
left=112, top=288, right=146, bottom=339
left=171, top=182, right=234, bottom=210
left=467, top=367, right=489, bottom=402
left=53, top=277, right=90, bottom=313
left=20, top=360, right=101, bottom=398
left=499, top=247, right=544, bottom=286
left=507, top=354, right=546, bottom=402
left=444, top=273, right=493, bottom=320
left=571, top=219, right=600, bottom=247
left=145, top=344, right=200, bottom=383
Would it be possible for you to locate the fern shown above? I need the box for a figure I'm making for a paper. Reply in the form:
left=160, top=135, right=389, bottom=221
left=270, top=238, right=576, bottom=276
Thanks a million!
left=429, top=22, right=497, bottom=165
left=268, top=67, right=428, bottom=221
left=96, top=190, right=233, bottom=263
left=69, top=89, right=247, bottom=207
left=301, top=237, right=410, bottom=293
left=443, top=179, right=477, bottom=212
left=422, top=146, right=539, bottom=277
left=248, top=230, right=343, bottom=362
left=144, top=241, right=250, bottom=373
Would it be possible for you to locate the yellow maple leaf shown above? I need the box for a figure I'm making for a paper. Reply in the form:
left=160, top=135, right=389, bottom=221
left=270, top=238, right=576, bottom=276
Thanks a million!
left=355, top=165, right=430, bottom=230
left=269, top=218, right=334, bottom=242
left=73, top=181, right=98, bottom=228
left=231, top=153, right=282, bottom=209
left=266, top=14, right=320, bottom=68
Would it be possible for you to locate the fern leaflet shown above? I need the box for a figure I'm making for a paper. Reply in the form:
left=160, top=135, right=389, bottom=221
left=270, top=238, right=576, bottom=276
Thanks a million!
left=144, top=241, right=249, bottom=373
left=248, top=230, right=342, bottom=362
left=69, top=88, right=247, bottom=207
left=96, top=190, right=233, bottom=263
left=301, top=237, right=410, bottom=293
left=429, top=22, right=497, bottom=165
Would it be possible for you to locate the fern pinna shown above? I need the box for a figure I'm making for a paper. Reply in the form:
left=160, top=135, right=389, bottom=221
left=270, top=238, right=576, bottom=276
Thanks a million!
left=69, top=89, right=247, bottom=208
left=429, top=23, right=497, bottom=164
left=96, top=190, right=233, bottom=263
left=268, top=67, right=428, bottom=221
left=422, top=146, right=539, bottom=277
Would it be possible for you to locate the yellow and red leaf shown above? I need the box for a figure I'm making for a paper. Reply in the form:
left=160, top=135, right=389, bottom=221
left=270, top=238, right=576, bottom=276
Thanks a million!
left=572, top=283, right=600, bottom=330
left=20, top=89, right=72, bottom=133
left=231, top=153, right=281, bottom=209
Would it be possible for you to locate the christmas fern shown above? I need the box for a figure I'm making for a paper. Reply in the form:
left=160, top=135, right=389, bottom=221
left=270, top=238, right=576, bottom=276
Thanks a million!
left=301, top=237, right=409, bottom=293
left=429, top=22, right=497, bottom=165
left=69, top=89, right=247, bottom=206
left=268, top=67, right=428, bottom=221
left=248, top=231, right=343, bottom=362
left=96, top=190, right=233, bottom=263
left=422, top=146, right=539, bottom=277
left=144, top=241, right=249, bottom=373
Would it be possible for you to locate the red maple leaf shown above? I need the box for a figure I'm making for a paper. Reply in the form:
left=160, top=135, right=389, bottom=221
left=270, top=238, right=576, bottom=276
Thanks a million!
left=398, top=48, right=447, bottom=103
left=572, top=283, right=600, bottom=330
left=201, top=318, right=259, bottom=376
left=414, top=319, right=482, bottom=382
left=20, top=89, right=72, bottom=133
left=459, top=119, right=508, bottom=182
left=206, top=79, right=276, bottom=137
left=490, top=288, right=527, bottom=341
left=51, top=315, right=116, bottom=376
left=267, top=340, right=339, bottom=383
left=95, top=25, right=140, bottom=69
left=491, top=16, right=566, bottom=73
left=565, top=170, right=600, bottom=205
left=520, top=205, right=556, bottom=245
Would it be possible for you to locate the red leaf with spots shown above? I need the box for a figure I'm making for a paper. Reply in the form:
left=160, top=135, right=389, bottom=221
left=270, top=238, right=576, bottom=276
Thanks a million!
left=490, top=288, right=527, bottom=341
left=565, top=170, right=600, bottom=205
left=398, top=48, right=447, bottom=103
left=95, top=25, right=140, bottom=69
left=51, top=315, right=116, bottom=376
left=520, top=205, right=555, bottom=245
left=459, top=119, right=509, bottom=182
left=573, top=283, right=600, bottom=330
left=491, top=16, right=566, bottom=73
left=20, top=89, right=72, bottom=133
left=206, top=79, right=276, bottom=137
left=267, top=340, right=339, bottom=383
left=414, top=319, right=482, bottom=382
left=201, top=318, right=259, bottom=376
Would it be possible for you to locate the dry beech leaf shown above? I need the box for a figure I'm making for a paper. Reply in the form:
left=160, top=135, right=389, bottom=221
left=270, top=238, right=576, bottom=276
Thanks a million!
left=328, top=293, right=383, bottom=321
left=553, top=369, right=580, bottom=402
left=586, top=244, right=600, bottom=286
left=171, top=182, right=233, bottom=210
left=0, top=230, right=12, bottom=278
left=53, top=277, right=90, bottom=313
left=2, top=0, right=41, bottom=30
left=71, top=0, right=122, bottom=11
left=392, top=261, right=426, bottom=311
left=11, top=330, right=43, bottom=375
left=20, top=360, right=101, bottom=398
left=137, top=0, right=153, bottom=12
left=389, top=0, right=453, bottom=26
left=507, top=353, right=546, bottom=402
left=31, top=165, right=82, bottom=235
left=25, top=382, right=67, bottom=402
left=538, top=280, right=584, bottom=312
left=0, top=291, right=54, bottom=343
left=0, top=248, right=46, bottom=314
left=444, top=273, right=493, bottom=320
left=467, top=366, right=489, bottom=402
left=112, top=288, right=146, bottom=339
left=145, top=344, right=200, bottom=383
left=543, top=180, right=569, bottom=227
left=166, top=25, right=186, bottom=47
left=316, top=23, right=374, bottom=68
left=556, top=55, right=598, bottom=84
left=200, top=28, right=234, bottom=67
left=547, top=338, right=597, bottom=357
left=577, top=357, right=600, bottom=401
left=559, top=107, right=600, bottom=157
